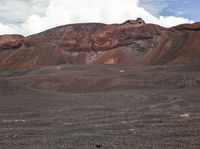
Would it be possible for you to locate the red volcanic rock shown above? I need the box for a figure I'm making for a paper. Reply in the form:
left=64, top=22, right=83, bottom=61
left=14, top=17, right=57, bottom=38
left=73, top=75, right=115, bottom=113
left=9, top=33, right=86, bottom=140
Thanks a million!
left=0, top=34, right=24, bottom=44
left=0, top=35, right=25, bottom=71
left=174, top=22, right=200, bottom=31
left=123, top=18, right=145, bottom=25
left=0, top=35, right=24, bottom=51
left=0, top=20, right=200, bottom=72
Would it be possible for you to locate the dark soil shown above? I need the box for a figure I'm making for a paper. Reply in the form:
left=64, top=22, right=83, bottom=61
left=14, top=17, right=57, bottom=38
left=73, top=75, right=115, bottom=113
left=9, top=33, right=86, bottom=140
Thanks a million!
left=0, top=63, right=200, bottom=148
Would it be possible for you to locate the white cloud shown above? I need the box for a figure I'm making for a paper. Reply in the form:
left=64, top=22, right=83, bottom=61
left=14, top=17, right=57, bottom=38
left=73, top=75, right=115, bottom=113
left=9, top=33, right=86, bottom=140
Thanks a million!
left=158, top=16, right=192, bottom=27
left=0, top=0, right=193, bottom=36
left=30, top=0, right=49, bottom=16
left=0, top=0, right=32, bottom=24
left=0, top=23, right=21, bottom=35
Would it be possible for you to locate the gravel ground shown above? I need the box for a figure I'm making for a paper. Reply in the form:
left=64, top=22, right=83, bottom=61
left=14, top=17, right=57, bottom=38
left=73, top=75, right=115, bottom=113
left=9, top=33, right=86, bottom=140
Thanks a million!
left=0, top=88, right=200, bottom=149
left=0, top=63, right=200, bottom=148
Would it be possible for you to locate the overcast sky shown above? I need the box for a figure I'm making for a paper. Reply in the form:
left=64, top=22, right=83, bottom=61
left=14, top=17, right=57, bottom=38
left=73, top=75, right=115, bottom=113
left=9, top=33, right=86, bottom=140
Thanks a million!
left=0, top=0, right=199, bottom=35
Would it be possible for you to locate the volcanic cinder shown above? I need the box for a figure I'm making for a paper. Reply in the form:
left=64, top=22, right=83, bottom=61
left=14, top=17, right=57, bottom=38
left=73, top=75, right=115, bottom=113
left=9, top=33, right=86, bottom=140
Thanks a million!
left=0, top=19, right=200, bottom=148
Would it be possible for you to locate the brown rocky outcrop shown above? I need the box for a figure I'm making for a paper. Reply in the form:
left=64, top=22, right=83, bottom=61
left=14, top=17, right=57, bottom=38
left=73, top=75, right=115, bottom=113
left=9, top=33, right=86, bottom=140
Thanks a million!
left=0, top=35, right=24, bottom=49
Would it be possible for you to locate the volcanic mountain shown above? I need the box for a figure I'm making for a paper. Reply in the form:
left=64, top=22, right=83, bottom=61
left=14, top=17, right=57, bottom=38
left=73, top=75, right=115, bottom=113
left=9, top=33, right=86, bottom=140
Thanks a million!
left=0, top=19, right=200, bottom=72
left=1, top=19, right=200, bottom=148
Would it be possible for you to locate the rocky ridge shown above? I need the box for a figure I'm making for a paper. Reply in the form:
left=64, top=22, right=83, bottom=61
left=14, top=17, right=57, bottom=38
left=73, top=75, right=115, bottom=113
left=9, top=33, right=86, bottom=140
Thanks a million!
left=0, top=19, right=200, bottom=72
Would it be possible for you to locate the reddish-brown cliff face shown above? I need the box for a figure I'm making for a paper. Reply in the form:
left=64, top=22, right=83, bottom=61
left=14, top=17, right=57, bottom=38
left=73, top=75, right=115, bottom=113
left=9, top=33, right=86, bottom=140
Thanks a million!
left=0, top=35, right=25, bottom=70
left=0, top=21, right=199, bottom=72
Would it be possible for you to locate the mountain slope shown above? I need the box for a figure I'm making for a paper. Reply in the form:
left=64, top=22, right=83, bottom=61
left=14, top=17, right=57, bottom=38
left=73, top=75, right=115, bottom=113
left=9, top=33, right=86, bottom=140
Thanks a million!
left=0, top=61, right=199, bottom=93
